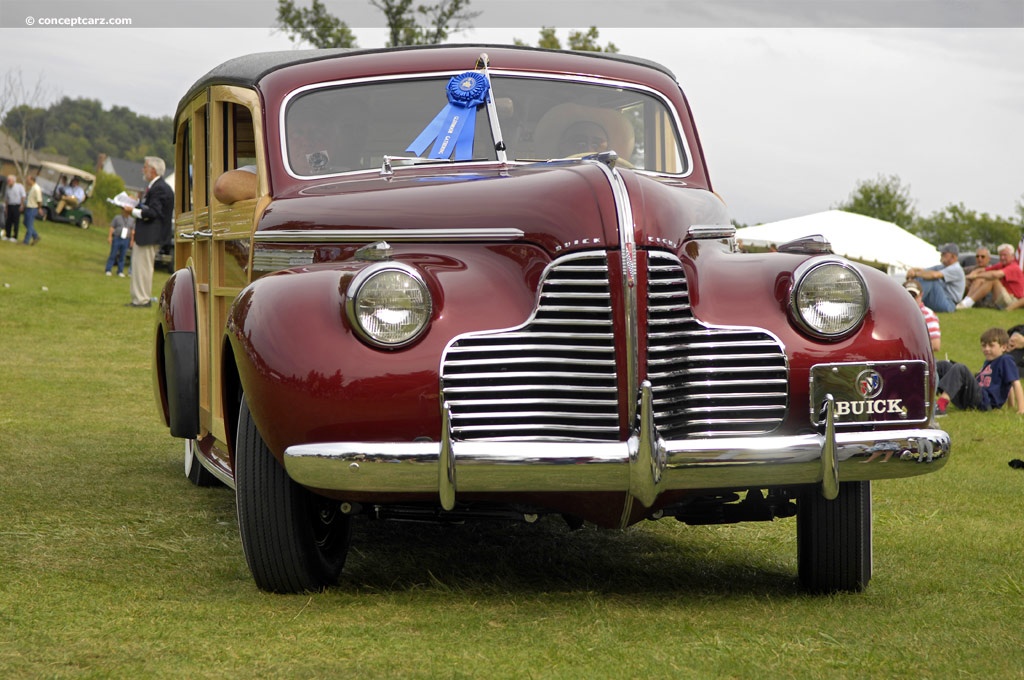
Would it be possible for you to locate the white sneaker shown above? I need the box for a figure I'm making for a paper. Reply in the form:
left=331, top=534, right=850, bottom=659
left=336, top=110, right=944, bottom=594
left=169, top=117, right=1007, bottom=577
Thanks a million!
left=105, top=271, right=112, bottom=276
left=118, top=273, right=125, bottom=278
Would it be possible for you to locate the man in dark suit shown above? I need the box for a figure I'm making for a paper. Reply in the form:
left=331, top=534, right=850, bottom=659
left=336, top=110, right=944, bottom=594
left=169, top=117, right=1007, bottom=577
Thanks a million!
left=128, top=156, right=174, bottom=307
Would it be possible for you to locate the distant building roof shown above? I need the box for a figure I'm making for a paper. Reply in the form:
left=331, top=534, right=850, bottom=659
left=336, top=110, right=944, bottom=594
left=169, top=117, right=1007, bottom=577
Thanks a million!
left=98, top=155, right=147, bottom=192
left=0, top=129, right=43, bottom=170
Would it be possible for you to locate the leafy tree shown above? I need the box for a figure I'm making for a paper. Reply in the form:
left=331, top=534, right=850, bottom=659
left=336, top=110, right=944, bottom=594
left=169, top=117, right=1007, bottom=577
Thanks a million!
left=914, top=203, right=1021, bottom=251
left=515, top=27, right=619, bottom=53
left=276, top=0, right=357, bottom=48
left=89, top=171, right=127, bottom=226
left=0, top=69, right=53, bottom=178
left=9, top=96, right=174, bottom=170
left=375, top=0, right=477, bottom=46
left=834, top=174, right=916, bottom=228
left=276, top=0, right=478, bottom=48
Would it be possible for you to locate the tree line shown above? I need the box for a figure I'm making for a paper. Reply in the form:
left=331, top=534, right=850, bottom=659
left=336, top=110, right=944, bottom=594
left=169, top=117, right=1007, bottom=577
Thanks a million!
left=833, top=174, right=1024, bottom=252
left=2, top=95, right=173, bottom=173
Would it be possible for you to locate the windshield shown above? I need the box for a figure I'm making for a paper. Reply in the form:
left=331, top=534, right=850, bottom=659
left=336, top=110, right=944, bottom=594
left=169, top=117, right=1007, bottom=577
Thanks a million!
left=282, top=74, right=689, bottom=177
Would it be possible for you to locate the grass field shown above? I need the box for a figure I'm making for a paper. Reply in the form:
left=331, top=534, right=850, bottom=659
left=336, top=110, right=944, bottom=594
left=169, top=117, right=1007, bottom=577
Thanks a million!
left=2, top=221, right=1023, bottom=678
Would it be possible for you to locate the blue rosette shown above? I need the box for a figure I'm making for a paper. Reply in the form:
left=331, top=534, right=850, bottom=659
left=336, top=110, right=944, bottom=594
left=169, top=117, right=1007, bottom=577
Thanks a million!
left=406, top=72, right=490, bottom=161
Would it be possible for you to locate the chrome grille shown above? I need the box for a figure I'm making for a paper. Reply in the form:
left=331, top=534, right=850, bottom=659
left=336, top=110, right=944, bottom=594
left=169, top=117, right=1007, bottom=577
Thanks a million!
left=442, top=253, right=620, bottom=441
left=647, top=252, right=788, bottom=438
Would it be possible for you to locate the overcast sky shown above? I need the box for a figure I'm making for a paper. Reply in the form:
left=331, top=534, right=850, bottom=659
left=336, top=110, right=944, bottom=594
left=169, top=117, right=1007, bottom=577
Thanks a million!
left=1, top=1, right=1021, bottom=226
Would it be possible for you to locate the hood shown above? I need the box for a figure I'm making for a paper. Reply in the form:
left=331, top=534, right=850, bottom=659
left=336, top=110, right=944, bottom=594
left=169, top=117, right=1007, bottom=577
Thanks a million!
left=259, top=162, right=625, bottom=256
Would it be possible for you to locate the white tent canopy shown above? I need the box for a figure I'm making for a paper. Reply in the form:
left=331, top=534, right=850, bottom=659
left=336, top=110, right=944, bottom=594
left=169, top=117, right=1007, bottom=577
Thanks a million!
left=734, top=210, right=941, bottom=274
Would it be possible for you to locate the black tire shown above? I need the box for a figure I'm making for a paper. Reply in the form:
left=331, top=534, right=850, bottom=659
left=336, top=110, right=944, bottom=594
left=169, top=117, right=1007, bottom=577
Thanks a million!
left=797, top=481, right=872, bottom=593
left=78, top=216, right=91, bottom=229
left=235, top=395, right=351, bottom=593
left=184, top=439, right=220, bottom=487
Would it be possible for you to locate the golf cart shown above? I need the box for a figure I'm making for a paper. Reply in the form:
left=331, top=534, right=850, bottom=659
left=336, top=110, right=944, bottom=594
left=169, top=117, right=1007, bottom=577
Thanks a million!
left=36, top=162, right=96, bottom=229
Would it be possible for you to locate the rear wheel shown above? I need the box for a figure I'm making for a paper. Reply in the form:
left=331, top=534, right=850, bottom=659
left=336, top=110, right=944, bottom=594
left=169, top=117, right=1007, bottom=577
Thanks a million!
left=235, top=395, right=351, bottom=593
left=78, top=216, right=91, bottom=229
left=797, top=481, right=872, bottom=593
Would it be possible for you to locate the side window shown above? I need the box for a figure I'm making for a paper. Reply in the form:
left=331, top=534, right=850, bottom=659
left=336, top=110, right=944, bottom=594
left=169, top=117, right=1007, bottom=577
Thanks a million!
left=174, top=99, right=210, bottom=214
left=221, top=103, right=257, bottom=173
left=213, top=99, right=259, bottom=204
left=176, top=119, right=193, bottom=213
left=194, top=105, right=208, bottom=209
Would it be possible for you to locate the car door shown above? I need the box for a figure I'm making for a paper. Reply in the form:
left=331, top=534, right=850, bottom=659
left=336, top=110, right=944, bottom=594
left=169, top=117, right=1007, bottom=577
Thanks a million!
left=174, top=86, right=265, bottom=465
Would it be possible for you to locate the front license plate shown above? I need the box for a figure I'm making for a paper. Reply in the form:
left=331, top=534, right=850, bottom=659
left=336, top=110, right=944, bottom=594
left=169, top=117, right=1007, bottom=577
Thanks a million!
left=810, top=361, right=929, bottom=425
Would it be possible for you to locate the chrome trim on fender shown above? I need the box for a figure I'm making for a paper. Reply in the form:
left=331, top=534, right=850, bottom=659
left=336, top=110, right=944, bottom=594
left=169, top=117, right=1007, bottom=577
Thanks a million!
left=687, top=224, right=736, bottom=240
left=253, top=228, right=524, bottom=243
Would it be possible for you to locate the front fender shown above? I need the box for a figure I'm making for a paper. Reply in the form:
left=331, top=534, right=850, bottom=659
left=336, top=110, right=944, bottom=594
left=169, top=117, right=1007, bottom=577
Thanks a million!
left=226, top=245, right=549, bottom=459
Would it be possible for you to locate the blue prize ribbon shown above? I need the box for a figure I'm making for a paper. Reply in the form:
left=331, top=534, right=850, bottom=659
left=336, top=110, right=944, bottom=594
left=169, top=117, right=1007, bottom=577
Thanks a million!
left=406, top=72, right=489, bottom=161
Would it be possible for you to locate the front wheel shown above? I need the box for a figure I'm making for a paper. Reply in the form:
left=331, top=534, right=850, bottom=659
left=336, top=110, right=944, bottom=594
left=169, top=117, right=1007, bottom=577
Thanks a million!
left=796, top=481, right=872, bottom=593
left=235, top=395, right=351, bottom=593
left=78, top=216, right=91, bottom=229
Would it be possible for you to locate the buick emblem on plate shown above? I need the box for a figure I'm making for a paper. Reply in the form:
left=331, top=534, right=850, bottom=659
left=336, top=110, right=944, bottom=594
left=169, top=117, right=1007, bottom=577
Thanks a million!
left=856, top=369, right=883, bottom=399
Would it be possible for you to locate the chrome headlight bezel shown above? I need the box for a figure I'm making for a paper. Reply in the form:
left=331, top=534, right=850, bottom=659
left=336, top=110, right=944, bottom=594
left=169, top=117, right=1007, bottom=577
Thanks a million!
left=789, top=258, right=869, bottom=340
left=345, top=262, right=432, bottom=349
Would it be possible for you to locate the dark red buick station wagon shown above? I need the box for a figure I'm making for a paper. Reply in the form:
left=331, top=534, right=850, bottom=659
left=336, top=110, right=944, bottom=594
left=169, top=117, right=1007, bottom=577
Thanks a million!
left=153, top=45, right=949, bottom=594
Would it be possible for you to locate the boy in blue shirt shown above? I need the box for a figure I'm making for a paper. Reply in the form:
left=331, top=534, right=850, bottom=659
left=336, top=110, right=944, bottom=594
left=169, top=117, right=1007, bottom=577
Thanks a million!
left=936, top=327, right=1024, bottom=415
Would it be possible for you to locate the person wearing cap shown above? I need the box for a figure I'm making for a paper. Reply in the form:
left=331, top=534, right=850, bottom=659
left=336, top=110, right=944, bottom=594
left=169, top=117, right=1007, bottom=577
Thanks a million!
left=958, top=243, right=1024, bottom=310
left=905, top=243, right=965, bottom=313
left=904, top=280, right=941, bottom=352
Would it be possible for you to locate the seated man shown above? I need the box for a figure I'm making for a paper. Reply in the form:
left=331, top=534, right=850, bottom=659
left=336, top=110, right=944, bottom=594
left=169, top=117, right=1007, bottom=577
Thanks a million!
left=957, top=243, right=1024, bottom=310
left=962, top=247, right=991, bottom=275
left=905, top=243, right=965, bottom=313
left=213, top=165, right=258, bottom=204
left=56, top=178, right=86, bottom=214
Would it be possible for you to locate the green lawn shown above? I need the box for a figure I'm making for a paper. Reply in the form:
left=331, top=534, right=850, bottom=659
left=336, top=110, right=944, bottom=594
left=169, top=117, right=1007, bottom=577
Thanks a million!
left=2, top=222, right=1023, bottom=678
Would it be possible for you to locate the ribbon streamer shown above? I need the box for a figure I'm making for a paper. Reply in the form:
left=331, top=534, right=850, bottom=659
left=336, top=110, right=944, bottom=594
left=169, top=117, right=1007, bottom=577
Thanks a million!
left=407, top=72, right=489, bottom=160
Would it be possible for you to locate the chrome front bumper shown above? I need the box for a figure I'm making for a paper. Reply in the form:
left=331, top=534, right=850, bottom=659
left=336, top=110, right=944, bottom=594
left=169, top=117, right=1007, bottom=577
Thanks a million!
left=284, top=388, right=949, bottom=509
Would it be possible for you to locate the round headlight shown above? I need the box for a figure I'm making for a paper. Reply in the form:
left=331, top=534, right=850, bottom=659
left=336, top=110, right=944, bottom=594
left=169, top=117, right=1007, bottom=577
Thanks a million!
left=346, top=264, right=432, bottom=348
left=791, top=260, right=868, bottom=339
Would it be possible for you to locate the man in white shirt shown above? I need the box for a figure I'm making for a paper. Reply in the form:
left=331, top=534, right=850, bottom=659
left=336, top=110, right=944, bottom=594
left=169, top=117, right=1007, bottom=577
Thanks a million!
left=4, top=175, right=26, bottom=242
